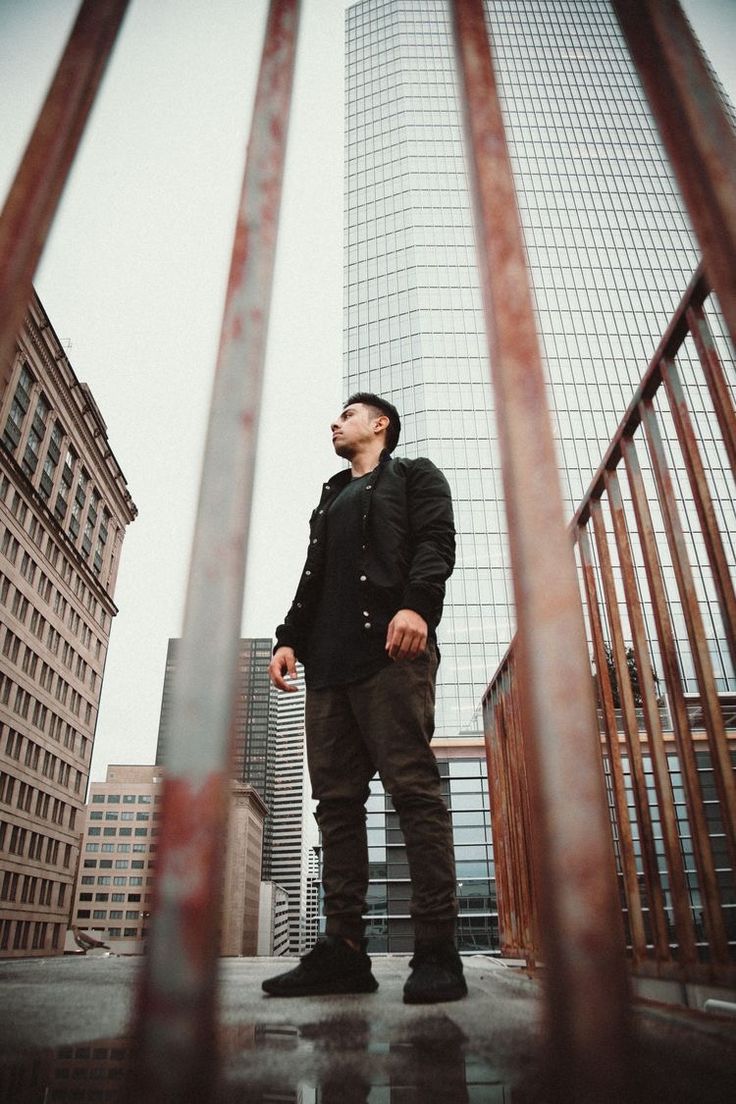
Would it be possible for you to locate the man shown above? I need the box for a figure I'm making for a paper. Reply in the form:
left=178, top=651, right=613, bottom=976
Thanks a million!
left=263, top=393, right=465, bottom=1004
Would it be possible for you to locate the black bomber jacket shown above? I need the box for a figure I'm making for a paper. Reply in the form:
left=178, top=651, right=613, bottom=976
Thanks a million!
left=274, top=451, right=456, bottom=662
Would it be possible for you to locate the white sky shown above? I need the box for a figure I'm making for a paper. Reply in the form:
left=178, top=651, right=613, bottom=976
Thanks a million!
left=0, top=0, right=734, bottom=781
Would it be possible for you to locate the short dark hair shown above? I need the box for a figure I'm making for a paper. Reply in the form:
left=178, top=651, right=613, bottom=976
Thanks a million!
left=345, top=392, right=401, bottom=453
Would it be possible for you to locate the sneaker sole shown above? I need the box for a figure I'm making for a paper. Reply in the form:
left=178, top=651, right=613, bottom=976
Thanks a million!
left=262, top=976, right=379, bottom=997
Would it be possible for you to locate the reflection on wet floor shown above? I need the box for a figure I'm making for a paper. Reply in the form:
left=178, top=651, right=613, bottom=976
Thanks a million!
left=0, top=1015, right=514, bottom=1103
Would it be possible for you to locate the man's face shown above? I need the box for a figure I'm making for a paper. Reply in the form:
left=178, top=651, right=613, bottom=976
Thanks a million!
left=330, top=403, right=381, bottom=458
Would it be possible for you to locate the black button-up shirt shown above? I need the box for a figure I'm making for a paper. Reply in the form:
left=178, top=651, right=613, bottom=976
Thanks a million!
left=305, top=470, right=391, bottom=689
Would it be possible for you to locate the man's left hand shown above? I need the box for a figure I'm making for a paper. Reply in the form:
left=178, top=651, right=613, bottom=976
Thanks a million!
left=386, top=609, right=428, bottom=661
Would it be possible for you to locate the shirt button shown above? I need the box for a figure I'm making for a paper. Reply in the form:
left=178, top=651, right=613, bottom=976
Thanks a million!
left=296, top=602, right=302, bottom=609
left=362, top=610, right=369, bottom=617
left=366, top=484, right=372, bottom=490
left=305, top=570, right=312, bottom=577
left=325, top=484, right=331, bottom=490
left=312, top=538, right=318, bottom=544
left=359, top=575, right=367, bottom=582
left=364, top=622, right=371, bottom=631
left=318, top=509, right=324, bottom=515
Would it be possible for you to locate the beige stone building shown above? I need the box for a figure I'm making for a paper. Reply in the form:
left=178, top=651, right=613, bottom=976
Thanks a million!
left=71, top=765, right=160, bottom=953
left=0, top=291, right=137, bottom=957
left=72, top=766, right=268, bottom=956
left=221, top=782, right=269, bottom=956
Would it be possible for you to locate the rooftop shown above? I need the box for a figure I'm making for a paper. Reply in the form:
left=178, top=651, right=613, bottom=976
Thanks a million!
left=1, top=954, right=734, bottom=1102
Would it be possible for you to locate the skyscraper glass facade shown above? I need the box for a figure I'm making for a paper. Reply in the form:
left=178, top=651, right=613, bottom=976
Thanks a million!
left=365, top=754, right=496, bottom=953
left=344, top=0, right=734, bottom=739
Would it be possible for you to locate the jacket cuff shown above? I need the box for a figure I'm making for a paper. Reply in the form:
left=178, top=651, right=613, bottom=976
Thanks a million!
left=400, top=584, right=436, bottom=626
left=274, top=626, right=299, bottom=655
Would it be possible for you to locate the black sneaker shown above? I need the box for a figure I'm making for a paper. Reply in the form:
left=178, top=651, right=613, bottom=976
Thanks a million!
left=262, top=936, right=379, bottom=997
left=402, top=940, right=468, bottom=1004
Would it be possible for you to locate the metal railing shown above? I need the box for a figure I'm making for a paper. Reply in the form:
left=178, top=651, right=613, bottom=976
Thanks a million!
left=0, top=0, right=735, bottom=1101
left=484, top=267, right=736, bottom=991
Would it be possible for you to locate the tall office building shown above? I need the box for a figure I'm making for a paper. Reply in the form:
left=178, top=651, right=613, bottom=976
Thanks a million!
left=156, top=638, right=314, bottom=953
left=156, top=637, right=276, bottom=862
left=0, top=292, right=137, bottom=958
left=344, top=0, right=733, bottom=740
left=264, top=667, right=316, bottom=954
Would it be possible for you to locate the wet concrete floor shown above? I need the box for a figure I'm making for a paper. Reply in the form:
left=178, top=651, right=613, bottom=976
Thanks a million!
left=0, top=954, right=734, bottom=1101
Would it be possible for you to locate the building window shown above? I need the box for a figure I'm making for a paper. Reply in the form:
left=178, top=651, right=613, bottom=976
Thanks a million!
left=3, top=364, right=33, bottom=451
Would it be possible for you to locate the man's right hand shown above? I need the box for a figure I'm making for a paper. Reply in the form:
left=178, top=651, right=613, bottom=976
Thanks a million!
left=268, top=646, right=299, bottom=691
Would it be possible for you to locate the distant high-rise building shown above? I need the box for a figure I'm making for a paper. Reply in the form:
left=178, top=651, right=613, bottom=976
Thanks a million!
left=156, top=638, right=314, bottom=953
left=157, top=636, right=278, bottom=873
left=156, top=637, right=274, bottom=811
left=265, top=667, right=316, bottom=954
left=344, top=0, right=733, bottom=740
left=0, top=292, right=137, bottom=958
left=303, top=845, right=321, bottom=950
left=257, top=880, right=290, bottom=956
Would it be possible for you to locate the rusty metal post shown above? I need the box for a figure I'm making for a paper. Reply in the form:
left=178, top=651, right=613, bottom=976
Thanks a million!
left=128, top=2, right=301, bottom=1101
left=451, top=1, right=632, bottom=1098
left=611, top=0, right=736, bottom=351
left=0, top=0, right=130, bottom=396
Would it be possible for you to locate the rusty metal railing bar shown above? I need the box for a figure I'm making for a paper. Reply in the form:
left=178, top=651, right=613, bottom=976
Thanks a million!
left=490, top=694, right=524, bottom=958
left=484, top=700, right=512, bottom=952
left=660, top=355, right=736, bottom=668
left=640, top=400, right=736, bottom=893
left=621, top=434, right=730, bottom=967
left=577, top=522, right=650, bottom=965
left=686, top=304, right=736, bottom=482
left=506, top=669, right=535, bottom=960
left=0, top=0, right=130, bottom=396
left=611, top=0, right=736, bottom=352
left=604, top=469, right=699, bottom=966
left=512, top=666, right=538, bottom=961
left=452, top=0, right=632, bottom=1096
left=128, top=2, right=301, bottom=1100
left=588, top=501, right=672, bottom=961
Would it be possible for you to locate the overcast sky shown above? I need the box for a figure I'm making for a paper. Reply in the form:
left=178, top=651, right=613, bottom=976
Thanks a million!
left=1, top=0, right=734, bottom=781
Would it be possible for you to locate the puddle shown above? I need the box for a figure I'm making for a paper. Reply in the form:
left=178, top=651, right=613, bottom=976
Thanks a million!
left=0, top=1015, right=514, bottom=1102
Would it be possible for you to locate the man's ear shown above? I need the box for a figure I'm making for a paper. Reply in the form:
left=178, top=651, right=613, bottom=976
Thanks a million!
left=374, top=414, right=389, bottom=437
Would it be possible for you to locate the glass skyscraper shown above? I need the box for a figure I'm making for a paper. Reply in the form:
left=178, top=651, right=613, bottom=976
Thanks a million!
left=344, top=0, right=733, bottom=740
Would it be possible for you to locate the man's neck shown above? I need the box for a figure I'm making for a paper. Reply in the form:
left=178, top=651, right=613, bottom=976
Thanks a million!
left=350, top=445, right=384, bottom=477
